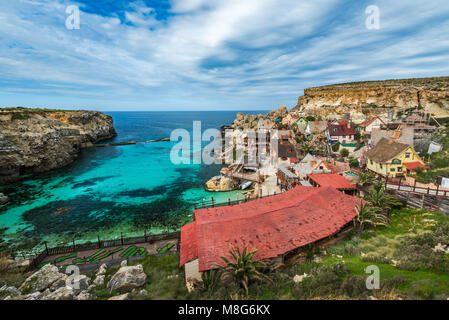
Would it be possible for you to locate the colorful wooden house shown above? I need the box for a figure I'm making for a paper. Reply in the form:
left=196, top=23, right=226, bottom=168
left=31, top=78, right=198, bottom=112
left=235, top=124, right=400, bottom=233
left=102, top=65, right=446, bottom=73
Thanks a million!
left=365, top=138, right=428, bottom=177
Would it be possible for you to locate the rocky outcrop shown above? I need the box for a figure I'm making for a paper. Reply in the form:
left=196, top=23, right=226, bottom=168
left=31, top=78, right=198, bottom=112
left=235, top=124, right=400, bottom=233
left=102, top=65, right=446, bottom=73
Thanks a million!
left=107, top=265, right=147, bottom=292
left=0, top=109, right=117, bottom=184
left=205, top=175, right=237, bottom=192
left=231, top=105, right=288, bottom=130
left=294, top=77, right=449, bottom=121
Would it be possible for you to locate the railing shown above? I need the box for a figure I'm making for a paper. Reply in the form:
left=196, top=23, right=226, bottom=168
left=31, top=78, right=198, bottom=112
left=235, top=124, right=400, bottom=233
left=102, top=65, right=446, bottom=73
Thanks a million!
left=383, top=176, right=449, bottom=198
left=26, top=231, right=180, bottom=271
left=193, top=192, right=278, bottom=210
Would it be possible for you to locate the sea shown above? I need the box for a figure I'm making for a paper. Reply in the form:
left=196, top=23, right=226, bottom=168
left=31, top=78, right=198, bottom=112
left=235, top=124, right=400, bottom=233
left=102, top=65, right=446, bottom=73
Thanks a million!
left=0, top=111, right=264, bottom=250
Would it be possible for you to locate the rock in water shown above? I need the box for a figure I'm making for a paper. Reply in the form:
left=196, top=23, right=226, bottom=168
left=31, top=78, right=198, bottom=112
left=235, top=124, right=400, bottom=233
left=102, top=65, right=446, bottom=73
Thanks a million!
left=107, top=265, right=147, bottom=292
left=0, top=193, right=8, bottom=204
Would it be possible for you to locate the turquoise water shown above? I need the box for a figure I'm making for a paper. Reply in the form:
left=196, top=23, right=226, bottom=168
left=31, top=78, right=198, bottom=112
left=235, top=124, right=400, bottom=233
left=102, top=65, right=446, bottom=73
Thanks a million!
left=0, top=111, right=261, bottom=250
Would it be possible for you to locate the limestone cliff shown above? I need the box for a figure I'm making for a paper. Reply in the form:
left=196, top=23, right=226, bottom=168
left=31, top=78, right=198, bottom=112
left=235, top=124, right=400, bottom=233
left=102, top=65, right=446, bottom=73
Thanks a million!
left=0, top=109, right=117, bottom=184
left=294, top=77, right=449, bottom=121
left=231, top=105, right=288, bottom=130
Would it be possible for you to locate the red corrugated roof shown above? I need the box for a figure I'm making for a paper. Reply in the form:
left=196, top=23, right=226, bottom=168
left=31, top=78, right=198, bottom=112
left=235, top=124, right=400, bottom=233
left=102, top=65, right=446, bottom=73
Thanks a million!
left=404, top=161, right=429, bottom=171
left=180, top=186, right=361, bottom=271
left=308, top=173, right=356, bottom=190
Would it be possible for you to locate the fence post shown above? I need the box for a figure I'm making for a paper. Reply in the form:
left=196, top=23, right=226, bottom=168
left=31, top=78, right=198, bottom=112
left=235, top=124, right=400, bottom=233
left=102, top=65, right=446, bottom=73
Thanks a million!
left=211, top=197, right=214, bottom=208
left=228, top=198, right=230, bottom=206
left=436, top=184, right=440, bottom=196
left=121, top=232, right=124, bottom=245
left=413, top=178, right=417, bottom=192
left=144, top=230, right=147, bottom=242
left=97, top=236, right=101, bottom=248
left=427, top=187, right=430, bottom=195
left=73, top=239, right=75, bottom=251
left=44, top=241, right=48, bottom=255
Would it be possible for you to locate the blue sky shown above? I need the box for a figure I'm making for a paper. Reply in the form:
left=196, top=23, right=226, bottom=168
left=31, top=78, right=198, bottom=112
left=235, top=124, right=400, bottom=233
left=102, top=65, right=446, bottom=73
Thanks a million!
left=1, top=0, right=449, bottom=111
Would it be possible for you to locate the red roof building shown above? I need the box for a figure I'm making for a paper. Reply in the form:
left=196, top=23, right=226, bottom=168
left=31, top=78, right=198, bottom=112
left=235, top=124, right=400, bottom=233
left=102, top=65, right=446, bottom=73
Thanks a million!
left=307, top=173, right=356, bottom=194
left=180, top=186, right=362, bottom=279
left=327, top=121, right=357, bottom=137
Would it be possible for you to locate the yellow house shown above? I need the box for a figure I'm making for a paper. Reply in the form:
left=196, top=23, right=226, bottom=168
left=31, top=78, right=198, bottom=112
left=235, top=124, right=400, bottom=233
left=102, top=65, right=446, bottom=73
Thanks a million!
left=365, top=138, right=428, bottom=178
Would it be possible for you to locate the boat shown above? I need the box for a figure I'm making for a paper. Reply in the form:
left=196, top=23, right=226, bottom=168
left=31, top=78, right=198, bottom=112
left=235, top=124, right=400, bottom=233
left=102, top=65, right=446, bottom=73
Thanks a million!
left=239, top=180, right=253, bottom=190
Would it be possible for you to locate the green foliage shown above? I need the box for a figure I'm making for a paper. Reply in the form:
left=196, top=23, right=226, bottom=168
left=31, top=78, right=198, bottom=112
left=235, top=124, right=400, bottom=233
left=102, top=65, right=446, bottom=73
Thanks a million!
left=393, top=222, right=449, bottom=273
left=331, top=142, right=340, bottom=152
left=340, top=148, right=349, bottom=158
left=354, top=200, right=389, bottom=231
left=364, top=184, right=403, bottom=211
left=356, top=172, right=376, bottom=186
left=305, top=116, right=316, bottom=121
left=349, top=158, right=359, bottom=168
left=220, top=246, right=273, bottom=296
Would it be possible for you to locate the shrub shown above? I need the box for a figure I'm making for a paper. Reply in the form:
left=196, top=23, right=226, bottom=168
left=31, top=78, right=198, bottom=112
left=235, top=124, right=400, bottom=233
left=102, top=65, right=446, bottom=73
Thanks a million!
left=332, top=142, right=340, bottom=152
left=340, top=148, right=349, bottom=158
left=349, top=158, right=359, bottom=168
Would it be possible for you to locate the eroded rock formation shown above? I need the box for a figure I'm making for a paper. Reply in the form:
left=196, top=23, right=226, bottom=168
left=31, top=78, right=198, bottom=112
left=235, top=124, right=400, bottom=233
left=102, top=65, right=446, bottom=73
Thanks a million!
left=294, top=77, right=449, bottom=121
left=0, top=109, right=117, bottom=184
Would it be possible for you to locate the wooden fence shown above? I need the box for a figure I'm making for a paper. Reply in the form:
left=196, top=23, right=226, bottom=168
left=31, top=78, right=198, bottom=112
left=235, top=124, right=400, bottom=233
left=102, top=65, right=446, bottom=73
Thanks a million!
left=388, top=189, right=449, bottom=216
left=26, top=231, right=180, bottom=271
left=384, top=176, right=449, bottom=198
left=193, top=192, right=278, bottom=211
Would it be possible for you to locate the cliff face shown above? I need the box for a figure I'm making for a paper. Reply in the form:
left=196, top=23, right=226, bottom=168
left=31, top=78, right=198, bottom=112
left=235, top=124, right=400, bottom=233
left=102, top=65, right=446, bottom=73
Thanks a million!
left=0, top=110, right=117, bottom=184
left=295, top=77, right=449, bottom=121
left=231, top=105, right=288, bottom=130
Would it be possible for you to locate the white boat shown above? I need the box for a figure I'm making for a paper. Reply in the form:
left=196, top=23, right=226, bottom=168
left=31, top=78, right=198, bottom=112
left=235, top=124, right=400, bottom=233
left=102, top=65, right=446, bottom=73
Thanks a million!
left=240, top=180, right=253, bottom=190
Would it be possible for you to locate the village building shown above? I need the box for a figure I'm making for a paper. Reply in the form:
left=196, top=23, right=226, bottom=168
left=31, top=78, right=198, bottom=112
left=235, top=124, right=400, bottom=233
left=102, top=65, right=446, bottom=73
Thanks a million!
left=293, top=154, right=332, bottom=179
left=365, top=138, right=428, bottom=178
left=326, top=121, right=357, bottom=148
left=306, top=173, right=357, bottom=195
left=359, top=116, right=386, bottom=136
left=180, top=186, right=363, bottom=283
left=370, top=126, right=414, bottom=148
left=305, top=120, right=327, bottom=140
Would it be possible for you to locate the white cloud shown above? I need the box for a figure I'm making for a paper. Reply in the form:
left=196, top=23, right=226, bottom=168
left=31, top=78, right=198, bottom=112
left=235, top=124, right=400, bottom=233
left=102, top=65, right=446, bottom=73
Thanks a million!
left=0, top=0, right=448, bottom=110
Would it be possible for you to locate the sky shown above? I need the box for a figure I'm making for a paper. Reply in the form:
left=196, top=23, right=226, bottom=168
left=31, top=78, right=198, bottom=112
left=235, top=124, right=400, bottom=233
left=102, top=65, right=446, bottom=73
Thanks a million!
left=0, top=0, right=448, bottom=111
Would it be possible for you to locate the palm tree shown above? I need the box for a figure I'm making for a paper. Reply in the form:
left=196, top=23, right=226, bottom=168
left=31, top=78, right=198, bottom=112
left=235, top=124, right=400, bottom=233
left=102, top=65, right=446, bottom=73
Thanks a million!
left=354, top=200, right=389, bottom=231
left=195, top=269, right=222, bottom=296
left=364, top=183, right=402, bottom=213
left=220, top=246, right=273, bottom=296
left=356, top=172, right=376, bottom=186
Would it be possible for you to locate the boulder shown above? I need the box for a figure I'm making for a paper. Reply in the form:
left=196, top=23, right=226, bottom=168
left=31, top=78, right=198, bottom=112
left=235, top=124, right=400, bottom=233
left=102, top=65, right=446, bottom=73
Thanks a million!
left=42, top=286, right=74, bottom=300
left=96, top=263, right=107, bottom=276
left=49, top=275, right=68, bottom=291
left=93, top=275, right=105, bottom=286
left=120, top=260, right=127, bottom=267
left=108, top=293, right=130, bottom=300
left=0, top=285, right=21, bottom=296
left=68, top=275, right=90, bottom=295
left=76, top=291, right=96, bottom=300
left=19, top=264, right=66, bottom=293
left=0, top=193, right=8, bottom=204
left=107, top=265, right=147, bottom=292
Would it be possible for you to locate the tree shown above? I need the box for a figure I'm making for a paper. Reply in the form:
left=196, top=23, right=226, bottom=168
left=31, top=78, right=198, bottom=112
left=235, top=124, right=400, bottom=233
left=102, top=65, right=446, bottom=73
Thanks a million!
left=356, top=172, right=376, bottom=186
left=220, top=246, right=273, bottom=296
left=306, top=116, right=316, bottom=121
left=354, top=200, right=389, bottom=231
left=332, top=142, right=340, bottom=152
left=349, top=158, right=359, bottom=168
left=340, top=148, right=349, bottom=158
left=364, top=183, right=403, bottom=212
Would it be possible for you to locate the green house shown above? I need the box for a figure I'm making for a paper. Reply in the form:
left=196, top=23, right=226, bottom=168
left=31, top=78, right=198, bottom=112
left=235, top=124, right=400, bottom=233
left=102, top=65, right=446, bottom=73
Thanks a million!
left=295, top=118, right=308, bottom=126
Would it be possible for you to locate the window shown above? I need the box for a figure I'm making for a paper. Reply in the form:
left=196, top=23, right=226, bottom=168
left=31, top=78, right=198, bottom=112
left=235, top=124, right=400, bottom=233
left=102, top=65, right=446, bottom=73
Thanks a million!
left=398, top=167, right=402, bottom=172
left=370, top=160, right=374, bottom=165
left=390, top=168, right=396, bottom=172
left=380, top=164, right=383, bottom=169
left=405, top=152, right=411, bottom=158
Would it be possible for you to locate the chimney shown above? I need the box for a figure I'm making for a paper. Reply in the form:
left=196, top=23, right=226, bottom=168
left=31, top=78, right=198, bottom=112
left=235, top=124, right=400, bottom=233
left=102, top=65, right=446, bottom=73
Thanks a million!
left=347, top=123, right=351, bottom=129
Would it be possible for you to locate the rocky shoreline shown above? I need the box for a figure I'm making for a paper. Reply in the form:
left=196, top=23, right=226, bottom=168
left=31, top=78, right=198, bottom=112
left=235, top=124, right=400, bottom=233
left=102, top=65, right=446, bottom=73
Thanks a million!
left=0, top=109, right=117, bottom=185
